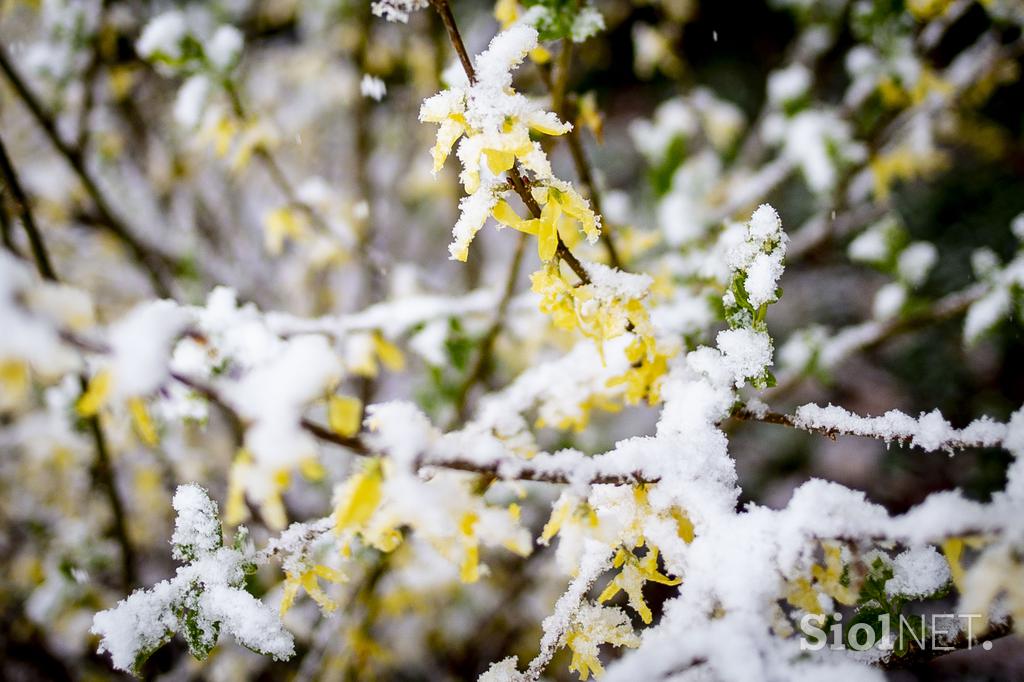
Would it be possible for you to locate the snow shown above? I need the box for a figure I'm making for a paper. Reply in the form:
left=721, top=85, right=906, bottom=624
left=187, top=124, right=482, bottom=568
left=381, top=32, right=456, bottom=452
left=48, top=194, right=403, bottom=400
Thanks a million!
left=206, top=25, right=244, bottom=71
left=371, top=0, right=428, bottom=23
left=897, top=242, right=937, bottom=287
left=716, top=329, right=773, bottom=388
left=885, top=547, right=950, bottom=598
left=107, top=300, right=191, bottom=399
left=583, top=261, right=653, bottom=301
left=448, top=188, right=497, bottom=261
left=360, top=74, right=386, bottom=101
left=793, top=403, right=1008, bottom=451
left=137, top=11, right=187, bottom=60
left=745, top=251, right=785, bottom=307
left=93, top=487, right=294, bottom=673
left=872, top=282, right=906, bottom=320
left=174, top=75, right=211, bottom=128
left=768, top=64, right=811, bottom=106
left=171, top=484, right=222, bottom=561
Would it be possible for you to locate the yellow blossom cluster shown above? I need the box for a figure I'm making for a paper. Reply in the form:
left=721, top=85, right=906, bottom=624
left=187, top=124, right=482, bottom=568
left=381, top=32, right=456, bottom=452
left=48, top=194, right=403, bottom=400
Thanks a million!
left=531, top=263, right=672, bottom=407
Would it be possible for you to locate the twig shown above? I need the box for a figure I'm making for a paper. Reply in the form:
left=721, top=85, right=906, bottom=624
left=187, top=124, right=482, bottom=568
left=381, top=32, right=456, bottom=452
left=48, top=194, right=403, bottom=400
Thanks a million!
left=169, top=365, right=649, bottom=485
left=0, top=46, right=176, bottom=297
left=428, top=0, right=592, bottom=285
left=732, top=402, right=1005, bottom=451
left=0, top=135, right=57, bottom=281
left=768, top=285, right=983, bottom=400
left=81, top=374, right=138, bottom=589
left=0, top=134, right=137, bottom=589
left=537, top=52, right=622, bottom=269
left=221, top=80, right=334, bottom=237
left=450, top=231, right=528, bottom=425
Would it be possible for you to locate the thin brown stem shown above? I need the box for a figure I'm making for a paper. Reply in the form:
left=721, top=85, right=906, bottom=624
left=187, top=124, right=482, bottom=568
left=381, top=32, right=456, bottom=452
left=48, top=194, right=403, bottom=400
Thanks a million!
left=428, top=0, right=592, bottom=285
left=0, top=134, right=57, bottom=281
left=0, top=134, right=137, bottom=589
left=450, top=231, right=528, bottom=425
left=732, top=398, right=1003, bottom=451
left=0, top=47, right=176, bottom=297
left=81, top=374, right=138, bottom=590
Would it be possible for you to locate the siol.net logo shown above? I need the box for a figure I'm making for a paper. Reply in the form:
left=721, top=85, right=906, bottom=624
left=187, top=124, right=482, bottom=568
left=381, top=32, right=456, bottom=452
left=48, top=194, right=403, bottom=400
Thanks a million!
left=799, top=612, right=993, bottom=652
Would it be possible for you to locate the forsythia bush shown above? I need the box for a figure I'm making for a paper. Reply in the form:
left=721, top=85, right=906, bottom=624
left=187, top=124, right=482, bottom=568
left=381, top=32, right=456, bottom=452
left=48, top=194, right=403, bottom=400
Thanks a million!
left=1, top=0, right=1023, bottom=679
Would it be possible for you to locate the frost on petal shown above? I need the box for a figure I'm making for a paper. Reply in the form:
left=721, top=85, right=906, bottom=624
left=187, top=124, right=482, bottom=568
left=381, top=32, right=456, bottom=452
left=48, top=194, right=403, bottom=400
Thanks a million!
left=449, top=190, right=498, bottom=261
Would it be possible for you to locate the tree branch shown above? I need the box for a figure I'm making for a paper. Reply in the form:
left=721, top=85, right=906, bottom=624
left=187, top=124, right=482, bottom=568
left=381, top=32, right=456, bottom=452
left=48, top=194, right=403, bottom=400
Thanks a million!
left=0, top=134, right=57, bottom=281
left=428, top=0, right=592, bottom=285
left=450, top=231, right=528, bottom=425
left=0, top=133, right=136, bottom=589
left=0, top=47, right=177, bottom=297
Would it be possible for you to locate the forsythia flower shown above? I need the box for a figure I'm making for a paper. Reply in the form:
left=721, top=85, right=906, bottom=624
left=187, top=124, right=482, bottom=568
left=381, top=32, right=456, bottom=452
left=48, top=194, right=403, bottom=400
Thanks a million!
left=530, top=262, right=671, bottom=405
left=346, top=332, right=406, bottom=378
left=264, top=206, right=309, bottom=255
left=419, top=25, right=600, bottom=263
left=280, top=563, right=348, bottom=616
left=565, top=602, right=640, bottom=680
left=128, top=397, right=159, bottom=446
left=785, top=541, right=858, bottom=614
left=493, top=0, right=551, bottom=63
left=598, top=546, right=680, bottom=624
left=492, top=182, right=601, bottom=262
left=328, top=395, right=363, bottom=437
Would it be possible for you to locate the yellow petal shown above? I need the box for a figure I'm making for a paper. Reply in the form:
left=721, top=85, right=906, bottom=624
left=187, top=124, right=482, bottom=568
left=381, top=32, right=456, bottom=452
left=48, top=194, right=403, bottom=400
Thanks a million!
left=484, top=148, right=516, bottom=175
left=540, top=499, right=570, bottom=544
left=279, top=575, right=302, bottom=616
left=431, top=117, right=465, bottom=173
left=334, top=462, right=383, bottom=534
left=494, top=0, right=519, bottom=27
left=328, top=395, right=363, bottom=437
left=491, top=200, right=523, bottom=229
left=76, top=370, right=111, bottom=417
left=942, top=538, right=966, bottom=592
left=538, top=214, right=560, bottom=262
left=128, top=396, right=159, bottom=447
left=373, top=334, right=406, bottom=372
left=300, top=457, right=326, bottom=481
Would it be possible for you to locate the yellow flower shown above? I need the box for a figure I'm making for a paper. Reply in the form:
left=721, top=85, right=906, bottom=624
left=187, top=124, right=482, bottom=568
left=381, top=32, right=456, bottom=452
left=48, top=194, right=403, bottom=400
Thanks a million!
left=811, top=542, right=858, bottom=606
left=576, top=91, right=604, bottom=143
left=349, top=333, right=406, bottom=378
left=128, top=397, right=159, bottom=447
left=225, top=449, right=253, bottom=526
left=598, top=546, right=681, bottom=624
left=786, top=577, right=824, bottom=615
left=0, top=359, right=30, bottom=411
left=334, top=460, right=385, bottom=538
left=493, top=0, right=550, bottom=62
left=459, top=511, right=481, bottom=583
left=76, top=369, right=111, bottom=417
left=606, top=337, right=669, bottom=406
left=262, top=468, right=291, bottom=531
left=263, top=206, right=309, bottom=255
left=530, top=263, right=578, bottom=330
left=565, top=603, right=640, bottom=680
left=328, top=395, right=363, bottom=438
left=536, top=394, right=622, bottom=432
left=540, top=495, right=598, bottom=546
left=280, top=564, right=348, bottom=616
left=531, top=185, right=601, bottom=261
